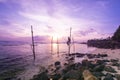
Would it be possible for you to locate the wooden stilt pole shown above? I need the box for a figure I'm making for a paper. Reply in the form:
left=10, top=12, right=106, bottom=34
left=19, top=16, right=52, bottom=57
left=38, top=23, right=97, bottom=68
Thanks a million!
left=67, top=27, right=72, bottom=55
left=51, top=36, right=53, bottom=54
left=57, top=37, right=59, bottom=57
left=31, top=25, right=36, bottom=61
left=72, top=37, right=75, bottom=53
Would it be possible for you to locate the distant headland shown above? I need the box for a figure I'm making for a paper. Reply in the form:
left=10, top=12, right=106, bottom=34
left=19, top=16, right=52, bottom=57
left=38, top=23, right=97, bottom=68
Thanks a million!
left=87, top=25, right=120, bottom=49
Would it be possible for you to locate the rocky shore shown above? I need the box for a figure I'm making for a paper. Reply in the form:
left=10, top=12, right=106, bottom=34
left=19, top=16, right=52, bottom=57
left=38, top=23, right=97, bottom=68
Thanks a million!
left=30, top=52, right=120, bottom=80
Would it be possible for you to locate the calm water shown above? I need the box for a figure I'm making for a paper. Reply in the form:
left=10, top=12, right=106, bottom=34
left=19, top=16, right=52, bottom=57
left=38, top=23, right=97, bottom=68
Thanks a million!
left=0, top=43, right=96, bottom=80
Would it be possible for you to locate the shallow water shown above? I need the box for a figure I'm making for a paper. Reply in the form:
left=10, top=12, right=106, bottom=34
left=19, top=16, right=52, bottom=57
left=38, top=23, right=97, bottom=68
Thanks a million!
left=0, top=43, right=96, bottom=80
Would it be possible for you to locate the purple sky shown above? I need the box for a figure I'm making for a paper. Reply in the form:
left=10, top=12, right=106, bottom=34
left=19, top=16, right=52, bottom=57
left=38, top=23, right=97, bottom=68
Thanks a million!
left=0, top=0, right=120, bottom=42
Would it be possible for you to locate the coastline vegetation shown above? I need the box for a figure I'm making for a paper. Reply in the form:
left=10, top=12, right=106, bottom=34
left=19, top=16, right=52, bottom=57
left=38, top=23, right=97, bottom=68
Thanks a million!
left=87, top=25, right=120, bottom=49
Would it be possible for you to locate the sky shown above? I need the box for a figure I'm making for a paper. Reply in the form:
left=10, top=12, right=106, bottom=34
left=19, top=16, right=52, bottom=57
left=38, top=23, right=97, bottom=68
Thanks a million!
left=0, top=0, right=120, bottom=42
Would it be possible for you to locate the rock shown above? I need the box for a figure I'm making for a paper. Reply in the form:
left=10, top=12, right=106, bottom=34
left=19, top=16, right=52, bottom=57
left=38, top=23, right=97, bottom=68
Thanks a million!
left=62, top=70, right=81, bottom=80
left=4, top=78, right=13, bottom=80
left=62, top=63, right=76, bottom=74
left=82, top=59, right=90, bottom=67
left=118, top=66, right=120, bottom=70
left=111, top=59, right=119, bottom=63
left=68, top=53, right=76, bottom=56
left=31, top=72, right=49, bottom=80
left=74, top=62, right=82, bottom=70
left=102, top=59, right=110, bottom=62
left=50, top=73, right=61, bottom=80
left=104, top=66, right=117, bottom=73
left=112, top=62, right=119, bottom=66
left=4, top=77, right=20, bottom=80
left=92, top=72, right=105, bottom=77
left=54, top=61, right=61, bottom=70
left=100, top=54, right=108, bottom=57
left=103, top=73, right=114, bottom=80
left=96, top=60, right=106, bottom=65
left=95, top=54, right=101, bottom=58
left=83, top=70, right=98, bottom=80
left=93, top=65, right=105, bottom=72
left=86, top=54, right=96, bottom=59
left=69, top=57, right=74, bottom=61
left=55, top=61, right=61, bottom=66
left=76, top=53, right=85, bottom=57
left=114, top=74, right=120, bottom=80
left=76, top=53, right=85, bottom=58
left=39, top=66, right=48, bottom=73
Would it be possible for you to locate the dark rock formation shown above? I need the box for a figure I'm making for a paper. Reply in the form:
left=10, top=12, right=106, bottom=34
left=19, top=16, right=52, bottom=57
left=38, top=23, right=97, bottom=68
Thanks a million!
left=87, top=25, right=120, bottom=49
left=93, top=65, right=105, bottom=72
left=114, top=74, right=120, bottom=80
left=104, top=66, right=117, bottom=73
left=103, top=73, right=114, bottom=80
left=112, top=25, right=120, bottom=42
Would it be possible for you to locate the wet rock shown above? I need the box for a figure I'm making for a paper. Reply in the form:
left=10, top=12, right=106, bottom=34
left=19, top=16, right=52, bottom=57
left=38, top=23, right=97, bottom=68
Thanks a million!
left=54, top=61, right=61, bottom=70
left=93, top=65, right=105, bottom=72
left=83, top=70, right=98, bottom=80
left=4, top=78, right=13, bottom=80
left=96, top=60, right=106, bottom=65
left=112, top=62, right=119, bottom=66
left=17, top=78, right=21, bottom=80
left=69, top=57, right=74, bottom=61
left=55, top=61, right=61, bottom=66
left=86, top=54, right=96, bottom=59
left=31, top=72, right=49, bottom=80
left=102, top=59, right=110, bottom=62
left=76, top=53, right=85, bottom=58
left=39, top=66, right=48, bottom=73
left=4, top=77, right=20, bottom=80
left=110, top=59, right=119, bottom=63
left=116, top=62, right=120, bottom=70
left=74, top=62, right=82, bottom=70
left=68, top=53, right=76, bottom=56
left=100, top=54, right=108, bottom=57
left=50, top=73, right=61, bottom=80
left=114, top=74, right=120, bottom=80
left=118, top=65, right=120, bottom=70
left=104, top=66, right=117, bottom=73
left=82, top=59, right=90, bottom=67
left=92, top=72, right=105, bottom=77
left=62, top=64, right=76, bottom=74
left=62, top=70, right=81, bottom=80
left=103, top=73, right=114, bottom=80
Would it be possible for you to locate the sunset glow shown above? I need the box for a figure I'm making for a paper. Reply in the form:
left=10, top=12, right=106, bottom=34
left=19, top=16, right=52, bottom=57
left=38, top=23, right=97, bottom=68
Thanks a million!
left=0, top=0, right=120, bottom=42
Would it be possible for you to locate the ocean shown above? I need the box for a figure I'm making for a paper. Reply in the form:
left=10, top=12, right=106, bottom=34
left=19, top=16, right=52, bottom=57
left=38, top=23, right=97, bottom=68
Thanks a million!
left=0, top=42, right=96, bottom=80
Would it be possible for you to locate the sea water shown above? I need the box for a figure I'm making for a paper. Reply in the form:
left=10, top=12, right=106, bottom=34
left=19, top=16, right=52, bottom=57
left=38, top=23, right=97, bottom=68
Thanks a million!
left=0, top=42, right=96, bottom=80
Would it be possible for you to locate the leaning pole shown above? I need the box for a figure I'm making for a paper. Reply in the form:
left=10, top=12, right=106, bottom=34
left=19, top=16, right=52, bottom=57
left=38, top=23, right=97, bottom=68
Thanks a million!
left=31, top=25, right=36, bottom=61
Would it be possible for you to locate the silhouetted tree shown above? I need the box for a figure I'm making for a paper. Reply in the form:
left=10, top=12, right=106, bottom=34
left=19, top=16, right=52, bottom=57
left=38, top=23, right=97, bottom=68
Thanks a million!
left=112, top=25, right=120, bottom=42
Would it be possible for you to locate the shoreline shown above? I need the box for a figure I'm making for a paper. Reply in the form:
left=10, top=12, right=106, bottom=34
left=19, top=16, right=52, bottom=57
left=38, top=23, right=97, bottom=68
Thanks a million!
left=30, top=49, right=120, bottom=80
left=2, top=48, right=120, bottom=80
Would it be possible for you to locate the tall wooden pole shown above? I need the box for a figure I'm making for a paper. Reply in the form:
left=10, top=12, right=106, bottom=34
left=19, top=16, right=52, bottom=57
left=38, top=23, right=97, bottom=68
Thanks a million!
left=68, top=27, right=72, bottom=55
left=31, top=25, right=36, bottom=60
left=51, top=36, right=53, bottom=54
left=70, top=27, right=72, bottom=40
left=72, top=37, right=75, bottom=53
left=57, top=37, right=59, bottom=57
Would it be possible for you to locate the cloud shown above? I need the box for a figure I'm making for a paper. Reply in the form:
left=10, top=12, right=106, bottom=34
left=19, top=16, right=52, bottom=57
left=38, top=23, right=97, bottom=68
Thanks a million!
left=74, top=28, right=112, bottom=41
left=0, top=0, right=118, bottom=42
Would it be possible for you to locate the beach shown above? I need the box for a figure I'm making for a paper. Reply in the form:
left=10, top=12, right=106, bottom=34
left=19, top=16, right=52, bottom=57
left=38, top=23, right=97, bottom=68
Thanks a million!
left=1, top=43, right=120, bottom=80
left=29, top=48, right=120, bottom=80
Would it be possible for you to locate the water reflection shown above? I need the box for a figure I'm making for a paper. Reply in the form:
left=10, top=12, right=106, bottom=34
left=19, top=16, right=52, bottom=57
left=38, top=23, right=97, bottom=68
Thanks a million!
left=0, top=43, right=96, bottom=80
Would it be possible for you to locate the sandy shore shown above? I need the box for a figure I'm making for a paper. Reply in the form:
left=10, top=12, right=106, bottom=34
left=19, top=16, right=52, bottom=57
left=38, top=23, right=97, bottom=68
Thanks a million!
left=17, top=49, right=120, bottom=80
left=92, top=49, right=120, bottom=60
left=92, top=49, right=120, bottom=75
